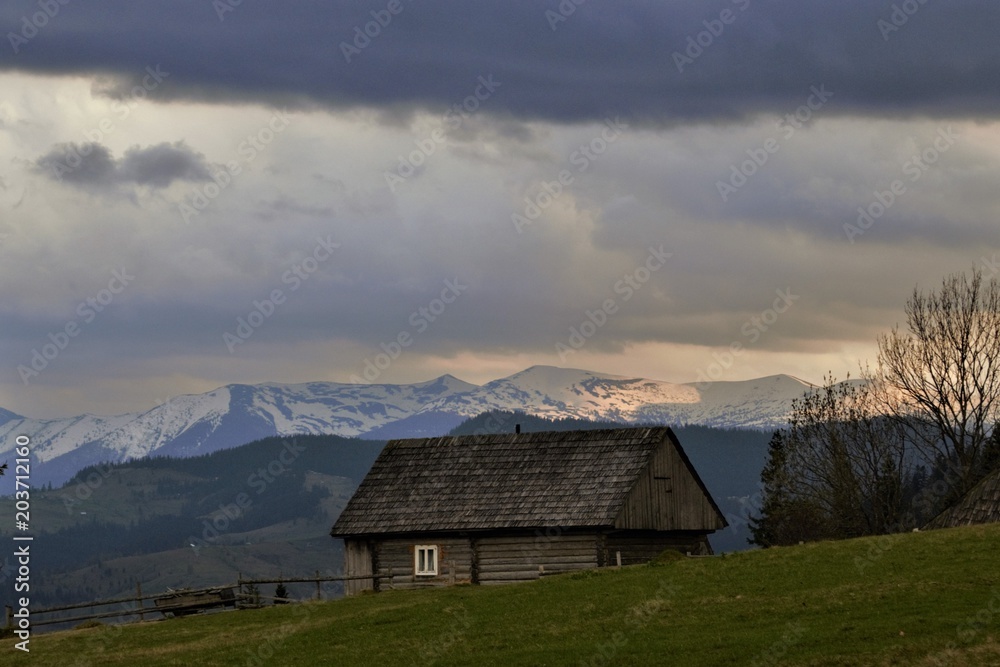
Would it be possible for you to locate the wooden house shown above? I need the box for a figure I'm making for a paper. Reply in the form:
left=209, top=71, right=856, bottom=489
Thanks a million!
left=330, top=427, right=727, bottom=595
left=924, top=467, right=1000, bottom=529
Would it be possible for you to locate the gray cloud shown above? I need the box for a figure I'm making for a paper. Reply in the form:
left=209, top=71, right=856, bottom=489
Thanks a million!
left=34, top=141, right=211, bottom=189
left=3, top=1, right=1000, bottom=125
left=119, top=142, right=212, bottom=186
left=35, top=143, right=117, bottom=185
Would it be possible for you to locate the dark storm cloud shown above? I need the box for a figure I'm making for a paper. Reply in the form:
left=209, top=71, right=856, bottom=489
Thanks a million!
left=3, top=1, right=1000, bottom=124
left=34, top=141, right=212, bottom=189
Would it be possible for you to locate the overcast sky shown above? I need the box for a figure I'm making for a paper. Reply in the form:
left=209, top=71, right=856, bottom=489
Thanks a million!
left=2, top=0, right=999, bottom=418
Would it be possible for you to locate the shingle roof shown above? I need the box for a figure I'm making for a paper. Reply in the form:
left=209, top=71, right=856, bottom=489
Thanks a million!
left=331, top=426, right=715, bottom=536
left=924, top=467, right=1000, bottom=529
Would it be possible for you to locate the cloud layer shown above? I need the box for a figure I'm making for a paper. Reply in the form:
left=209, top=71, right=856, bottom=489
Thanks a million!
left=3, top=1, right=1000, bottom=124
left=1, top=2, right=999, bottom=418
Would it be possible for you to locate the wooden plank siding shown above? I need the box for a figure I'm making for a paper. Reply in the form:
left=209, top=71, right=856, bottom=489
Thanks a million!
left=343, top=539, right=374, bottom=595
left=614, top=434, right=727, bottom=532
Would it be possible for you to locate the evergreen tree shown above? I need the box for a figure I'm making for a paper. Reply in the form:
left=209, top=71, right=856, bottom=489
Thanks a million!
left=241, top=582, right=261, bottom=608
left=749, top=431, right=784, bottom=547
left=749, top=429, right=835, bottom=547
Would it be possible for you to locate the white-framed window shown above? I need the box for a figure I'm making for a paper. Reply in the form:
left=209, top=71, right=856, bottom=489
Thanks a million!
left=414, top=545, right=438, bottom=576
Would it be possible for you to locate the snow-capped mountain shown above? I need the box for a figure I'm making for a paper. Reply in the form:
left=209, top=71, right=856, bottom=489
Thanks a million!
left=0, top=366, right=815, bottom=488
left=421, top=366, right=814, bottom=429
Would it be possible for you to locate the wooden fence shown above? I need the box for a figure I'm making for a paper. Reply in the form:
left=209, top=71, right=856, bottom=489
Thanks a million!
left=5, top=572, right=377, bottom=630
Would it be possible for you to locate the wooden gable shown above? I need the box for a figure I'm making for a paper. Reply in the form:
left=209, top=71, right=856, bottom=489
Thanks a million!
left=615, top=430, right=727, bottom=532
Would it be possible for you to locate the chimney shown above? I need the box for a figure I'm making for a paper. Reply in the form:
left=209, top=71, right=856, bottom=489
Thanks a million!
left=515, top=424, right=521, bottom=434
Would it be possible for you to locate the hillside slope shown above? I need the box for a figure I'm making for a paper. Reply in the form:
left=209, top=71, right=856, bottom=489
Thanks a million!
left=0, top=434, right=385, bottom=609
left=25, top=524, right=1000, bottom=666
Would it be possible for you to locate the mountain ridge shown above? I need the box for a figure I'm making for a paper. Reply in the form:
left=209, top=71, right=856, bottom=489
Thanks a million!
left=0, top=366, right=814, bottom=489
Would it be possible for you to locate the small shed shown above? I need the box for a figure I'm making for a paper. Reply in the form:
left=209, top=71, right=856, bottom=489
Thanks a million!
left=924, top=467, right=1000, bottom=529
left=331, top=426, right=727, bottom=594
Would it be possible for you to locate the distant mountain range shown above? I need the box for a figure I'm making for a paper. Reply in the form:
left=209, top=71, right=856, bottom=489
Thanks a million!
left=0, top=365, right=815, bottom=488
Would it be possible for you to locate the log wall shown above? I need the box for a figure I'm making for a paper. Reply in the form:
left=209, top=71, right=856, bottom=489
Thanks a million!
left=474, top=532, right=599, bottom=584
left=343, top=528, right=714, bottom=594
left=375, top=536, right=474, bottom=590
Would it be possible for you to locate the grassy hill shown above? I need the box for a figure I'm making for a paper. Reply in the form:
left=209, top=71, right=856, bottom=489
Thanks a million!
left=23, top=524, right=1000, bottom=666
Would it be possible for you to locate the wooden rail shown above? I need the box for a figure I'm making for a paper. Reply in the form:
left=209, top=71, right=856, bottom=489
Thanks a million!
left=6, top=573, right=377, bottom=630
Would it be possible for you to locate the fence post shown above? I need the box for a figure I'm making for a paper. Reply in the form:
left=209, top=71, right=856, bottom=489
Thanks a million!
left=136, top=582, right=144, bottom=622
left=315, top=570, right=321, bottom=601
left=4, top=605, right=11, bottom=630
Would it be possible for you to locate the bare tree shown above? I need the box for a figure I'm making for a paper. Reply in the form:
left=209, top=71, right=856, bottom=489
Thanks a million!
left=783, top=376, right=910, bottom=537
left=753, top=269, right=1000, bottom=544
left=750, top=375, right=912, bottom=545
left=875, top=268, right=1000, bottom=496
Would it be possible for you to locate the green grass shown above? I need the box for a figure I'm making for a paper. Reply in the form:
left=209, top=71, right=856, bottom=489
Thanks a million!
left=23, top=524, right=1000, bottom=666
